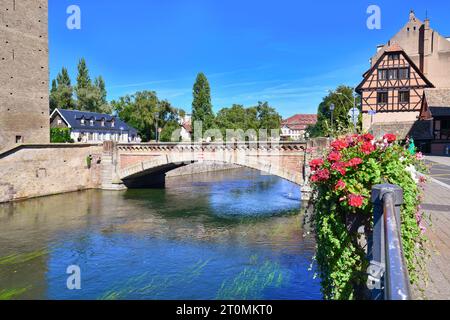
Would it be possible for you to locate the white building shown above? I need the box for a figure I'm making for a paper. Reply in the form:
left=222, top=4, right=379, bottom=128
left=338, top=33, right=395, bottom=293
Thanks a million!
left=50, top=109, right=140, bottom=143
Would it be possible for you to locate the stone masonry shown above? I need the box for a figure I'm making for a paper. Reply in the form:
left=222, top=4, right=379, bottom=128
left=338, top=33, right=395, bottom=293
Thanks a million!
left=0, top=0, right=50, bottom=153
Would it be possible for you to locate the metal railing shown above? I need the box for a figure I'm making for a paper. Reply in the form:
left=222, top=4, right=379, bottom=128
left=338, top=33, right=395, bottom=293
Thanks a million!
left=367, top=184, right=411, bottom=300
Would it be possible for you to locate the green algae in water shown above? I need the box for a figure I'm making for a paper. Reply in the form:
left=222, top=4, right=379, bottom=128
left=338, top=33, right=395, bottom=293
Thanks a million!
left=216, top=257, right=287, bottom=300
left=0, top=249, right=49, bottom=266
left=99, top=259, right=211, bottom=300
left=0, top=287, right=30, bottom=300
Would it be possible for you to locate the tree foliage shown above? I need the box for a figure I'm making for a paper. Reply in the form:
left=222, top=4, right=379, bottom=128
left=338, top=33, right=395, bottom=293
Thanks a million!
left=50, top=128, right=73, bottom=143
left=111, top=91, right=184, bottom=142
left=308, top=85, right=361, bottom=138
left=75, top=59, right=111, bottom=113
left=192, top=72, right=214, bottom=133
left=50, top=67, right=75, bottom=111
left=214, top=102, right=281, bottom=140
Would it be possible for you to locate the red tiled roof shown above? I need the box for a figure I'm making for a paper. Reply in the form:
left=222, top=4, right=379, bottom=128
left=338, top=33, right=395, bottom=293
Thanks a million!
left=182, top=122, right=192, bottom=133
left=282, top=114, right=317, bottom=130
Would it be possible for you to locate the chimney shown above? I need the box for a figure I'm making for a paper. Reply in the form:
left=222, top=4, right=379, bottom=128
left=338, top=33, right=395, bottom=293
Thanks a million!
left=409, top=10, right=416, bottom=21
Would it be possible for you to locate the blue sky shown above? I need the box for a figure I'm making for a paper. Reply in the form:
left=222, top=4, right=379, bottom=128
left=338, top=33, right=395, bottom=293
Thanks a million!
left=49, top=0, right=450, bottom=118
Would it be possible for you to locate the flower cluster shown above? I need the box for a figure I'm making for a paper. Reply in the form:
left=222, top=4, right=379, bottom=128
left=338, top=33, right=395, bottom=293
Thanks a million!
left=309, top=133, right=403, bottom=209
left=309, top=132, right=428, bottom=299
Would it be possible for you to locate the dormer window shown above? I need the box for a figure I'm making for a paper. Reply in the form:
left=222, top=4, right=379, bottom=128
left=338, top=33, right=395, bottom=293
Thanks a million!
left=90, top=119, right=94, bottom=126
left=81, top=119, right=85, bottom=125
left=111, top=120, right=115, bottom=128
left=101, top=119, right=105, bottom=127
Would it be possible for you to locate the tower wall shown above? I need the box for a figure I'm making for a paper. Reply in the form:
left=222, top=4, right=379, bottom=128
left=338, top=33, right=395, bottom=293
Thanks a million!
left=0, top=0, right=49, bottom=153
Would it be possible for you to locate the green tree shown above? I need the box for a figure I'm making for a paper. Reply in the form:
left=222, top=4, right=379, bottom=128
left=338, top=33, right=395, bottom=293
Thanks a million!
left=49, top=67, right=75, bottom=111
left=256, top=101, right=282, bottom=136
left=214, top=103, right=281, bottom=140
left=74, top=59, right=111, bottom=113
left=192, top=72, right=214, bottom=133
left=308, top=85, right=360, bottom=138
left=49, top=79, right=58, bottom=111
left=92, top=76, right=111, bottom=113
left=111, top=91, right=184, bottom=142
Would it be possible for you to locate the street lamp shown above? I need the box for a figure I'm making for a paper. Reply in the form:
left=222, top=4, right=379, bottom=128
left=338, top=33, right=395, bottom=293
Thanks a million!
left=154, top=112, right=159, bottom=143
left=336, top=91, right=359, bottom=132
left=330, top=103, right=335, bottom=137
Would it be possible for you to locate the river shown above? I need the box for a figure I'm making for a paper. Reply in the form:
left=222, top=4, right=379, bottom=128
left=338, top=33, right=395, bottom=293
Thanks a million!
left=0, top=168, right=321, bottom=300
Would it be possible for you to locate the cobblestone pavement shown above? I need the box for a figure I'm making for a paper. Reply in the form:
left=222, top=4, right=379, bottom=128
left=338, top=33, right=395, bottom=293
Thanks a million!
left=416, top=181, right=450, bottom=300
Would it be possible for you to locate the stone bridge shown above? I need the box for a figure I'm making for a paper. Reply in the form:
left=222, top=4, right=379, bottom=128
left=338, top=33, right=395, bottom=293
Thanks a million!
left=101, top=141, right=328, bottom=191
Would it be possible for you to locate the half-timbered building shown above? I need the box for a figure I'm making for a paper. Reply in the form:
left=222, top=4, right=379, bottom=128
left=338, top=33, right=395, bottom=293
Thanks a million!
left=356, top=11, right=450, bottom=150
left=356, top=44, right=435, bottom=137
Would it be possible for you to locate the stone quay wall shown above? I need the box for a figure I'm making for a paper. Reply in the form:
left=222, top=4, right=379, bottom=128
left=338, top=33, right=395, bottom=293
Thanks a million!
left=0, top=144, right=103, bottom=203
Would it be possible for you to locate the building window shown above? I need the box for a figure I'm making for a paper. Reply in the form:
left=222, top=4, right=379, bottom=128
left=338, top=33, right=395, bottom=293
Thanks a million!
left=442, top=120, right=450, bottom=140
left=399, top=90, right=410, bottom=104
left=388, top=53, right=400, bottom=61
left=377, top=92, right=389, bottom=104
left=57, top=119, right=62, bottom=125
left=378, top=69, right=388, bottom=80
left=15, top=135, right=23, bottom=144
left=388, top=69, right=398, bottom=80
left=399, top=68, right=410, bottom=79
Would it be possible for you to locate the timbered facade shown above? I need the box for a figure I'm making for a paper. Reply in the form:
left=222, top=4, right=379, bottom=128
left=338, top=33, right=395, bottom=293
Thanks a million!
left=356, top=45, right=435, bottom=136
left=357, top=46, right=434, bottom=114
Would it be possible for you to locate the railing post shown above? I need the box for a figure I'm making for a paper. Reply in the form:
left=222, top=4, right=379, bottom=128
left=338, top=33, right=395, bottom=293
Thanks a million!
left=368, top=184, right=410, bottom=300
left=368, top=184, right=387, bottom=299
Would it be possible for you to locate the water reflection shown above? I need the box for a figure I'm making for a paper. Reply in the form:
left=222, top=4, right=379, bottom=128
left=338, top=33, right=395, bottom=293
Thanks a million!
left=0, top=168, right=321, bottom=300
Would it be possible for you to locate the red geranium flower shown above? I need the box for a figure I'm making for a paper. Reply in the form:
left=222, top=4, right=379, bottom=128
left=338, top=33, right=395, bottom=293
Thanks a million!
left=383, top=134, right=397, bottom=143
left=361, top=141, right=375, bottom=155
left=331, top=139, right=349, bottom=151
left=309, top=158, right=324, bottom=171
left=327, top=151, right=342, bottom=162
left=311, top=169, right=330, bottom=182
left=346, top=157, right=363, bottom=168
left=331, top=162, right=347, bottom=175
left=334, top=179, right=346, bottom=191
left=348, top=194, right=364, bottom=208
left=361, top=133, right=374, bottom=142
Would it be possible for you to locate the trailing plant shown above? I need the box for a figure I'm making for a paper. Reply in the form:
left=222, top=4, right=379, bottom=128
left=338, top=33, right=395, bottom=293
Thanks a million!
left=309, top=133, right=428, bottom=299
left=86, top=155, right=93, bottom=169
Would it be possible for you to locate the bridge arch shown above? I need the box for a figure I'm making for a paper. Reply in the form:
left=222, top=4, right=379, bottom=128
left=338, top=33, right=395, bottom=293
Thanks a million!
left=118, top=154, right=303, bottom=188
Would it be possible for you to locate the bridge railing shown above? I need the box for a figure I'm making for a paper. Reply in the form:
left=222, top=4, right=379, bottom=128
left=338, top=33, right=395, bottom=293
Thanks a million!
left=367, top=184, right=411, bottom=300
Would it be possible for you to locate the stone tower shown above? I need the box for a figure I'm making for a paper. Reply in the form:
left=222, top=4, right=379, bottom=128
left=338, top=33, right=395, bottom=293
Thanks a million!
left=0, top=0, right=49, bottom=153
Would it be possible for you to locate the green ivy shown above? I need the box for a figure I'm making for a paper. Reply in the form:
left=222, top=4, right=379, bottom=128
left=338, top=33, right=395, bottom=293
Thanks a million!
left=310, top=134, right=428, bottom=299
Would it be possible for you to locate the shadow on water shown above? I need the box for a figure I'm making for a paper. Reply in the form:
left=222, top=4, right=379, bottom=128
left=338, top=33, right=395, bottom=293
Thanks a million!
left=0, top=168, right=321, bottom=300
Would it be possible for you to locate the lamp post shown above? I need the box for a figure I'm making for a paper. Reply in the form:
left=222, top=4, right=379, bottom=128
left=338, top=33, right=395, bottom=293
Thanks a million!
left=154, top=112, right=159, bottom=143
left=330, top=103, right=335, bottom=137
left=336, top=91, right=359, bottom=131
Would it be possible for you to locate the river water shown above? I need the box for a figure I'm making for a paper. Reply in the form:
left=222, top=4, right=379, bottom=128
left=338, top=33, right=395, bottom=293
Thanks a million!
left=0, top=168, right=321, bottom=300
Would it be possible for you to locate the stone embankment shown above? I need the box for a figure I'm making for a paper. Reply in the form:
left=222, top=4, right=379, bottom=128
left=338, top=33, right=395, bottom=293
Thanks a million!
left=0, top=144, right=102, bottom=203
